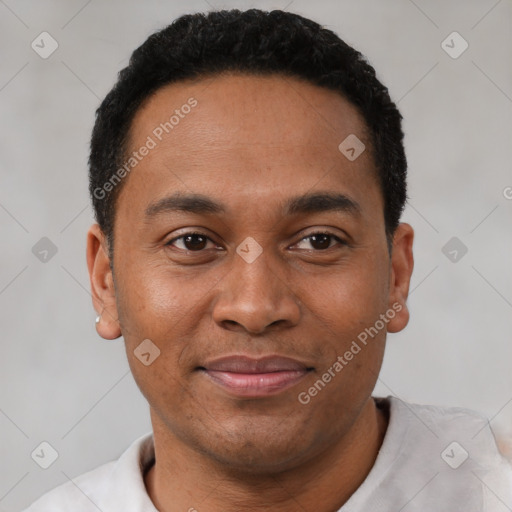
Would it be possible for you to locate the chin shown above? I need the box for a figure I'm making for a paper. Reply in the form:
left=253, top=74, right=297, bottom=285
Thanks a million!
left=206, top=446, right=307, bottom=475
left=193, top=422, right=319, bottom=475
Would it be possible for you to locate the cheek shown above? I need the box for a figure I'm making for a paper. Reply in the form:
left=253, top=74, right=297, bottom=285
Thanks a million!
left=307, top=257, right=389, bottom=334
left=126, top=353, right=193, bottom=431
left=116, top=262, right=203, bottom=339
left=115, top=263, right=213, bottom=386
left=298, top=255, right=390, bottom=393
left=301, top=275, right=388, bottom=415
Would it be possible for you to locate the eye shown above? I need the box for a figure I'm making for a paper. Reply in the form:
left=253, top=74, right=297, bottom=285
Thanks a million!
left=293, top=231, right=346, bottom=251
left=165, top=231, right=217, bottom=252
left=165, top=230, right=346, bottom=254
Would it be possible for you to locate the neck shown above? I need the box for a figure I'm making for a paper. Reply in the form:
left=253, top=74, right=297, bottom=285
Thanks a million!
left=144, top=397, right=388, bottom=512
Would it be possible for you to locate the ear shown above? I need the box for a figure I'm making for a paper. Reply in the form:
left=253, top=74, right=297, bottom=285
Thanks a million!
left=86, top=223, right=121, bottom=340
left=386, top=222, right=414, bottom=333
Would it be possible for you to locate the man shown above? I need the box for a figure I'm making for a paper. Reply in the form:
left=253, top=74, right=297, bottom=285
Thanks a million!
left=25, top=8, right=512, bottom=512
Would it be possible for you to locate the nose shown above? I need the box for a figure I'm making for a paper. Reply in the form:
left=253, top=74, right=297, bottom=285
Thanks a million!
left=211, top=247, right=301, bottom=335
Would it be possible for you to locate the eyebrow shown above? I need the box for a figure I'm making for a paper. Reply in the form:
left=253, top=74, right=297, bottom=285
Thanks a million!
left=144, top=191, right=361, bottom=219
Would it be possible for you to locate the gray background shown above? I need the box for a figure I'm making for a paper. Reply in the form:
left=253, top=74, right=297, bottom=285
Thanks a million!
left=1, top=0, right=511, bottom=510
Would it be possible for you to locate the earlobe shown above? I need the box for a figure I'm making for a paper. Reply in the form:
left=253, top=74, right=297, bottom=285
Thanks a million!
left=386, top=223, right=414, bottom=334
left=86, top=224, right=122, bottom=340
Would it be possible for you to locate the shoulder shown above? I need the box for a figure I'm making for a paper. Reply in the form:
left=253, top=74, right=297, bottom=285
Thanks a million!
left=391, top=396, right=505, bottom=453
left=22, top=432, right=155, bottom=512
left=386, top=395, right=508, bottom=463
left=22, top=461, right=115, bottom=512
left=383, top=396, right=512, bottom=509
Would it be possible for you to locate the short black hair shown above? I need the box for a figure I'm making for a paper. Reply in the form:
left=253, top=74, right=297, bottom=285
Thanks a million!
left=89, top=8, right=407, bottom=261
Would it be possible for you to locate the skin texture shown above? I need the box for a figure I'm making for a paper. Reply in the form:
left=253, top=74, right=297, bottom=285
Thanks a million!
left=87, top=73, right=414, bottom=512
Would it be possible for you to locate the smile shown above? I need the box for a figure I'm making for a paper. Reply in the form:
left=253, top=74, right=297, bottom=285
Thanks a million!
left=198, top=355, right=313, bottom=398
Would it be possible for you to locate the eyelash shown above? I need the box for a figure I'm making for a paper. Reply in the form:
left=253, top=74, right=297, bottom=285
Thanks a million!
left=165, top=230, right=346, bottom=252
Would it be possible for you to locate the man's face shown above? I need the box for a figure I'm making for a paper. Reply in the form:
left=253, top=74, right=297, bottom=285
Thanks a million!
left=89, top=73, right=412, bottom=472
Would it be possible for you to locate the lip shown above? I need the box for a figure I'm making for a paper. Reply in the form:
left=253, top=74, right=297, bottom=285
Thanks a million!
left=198, top=355, right=313, bottom=398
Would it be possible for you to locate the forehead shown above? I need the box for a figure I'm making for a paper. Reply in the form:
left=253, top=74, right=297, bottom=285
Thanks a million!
left=117, top=73, right=381, bottom=224
left=130, top=72, right=370, bottom=152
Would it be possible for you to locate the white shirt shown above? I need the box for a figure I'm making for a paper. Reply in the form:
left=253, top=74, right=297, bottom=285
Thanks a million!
left=24, top=395, right=512, bottom=511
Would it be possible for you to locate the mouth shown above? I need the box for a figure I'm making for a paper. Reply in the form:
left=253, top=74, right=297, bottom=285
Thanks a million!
left=197, top=355, right=314, bottom=398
